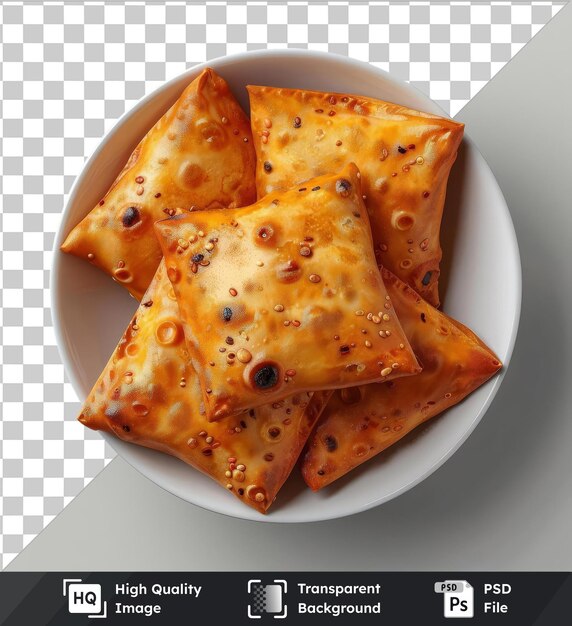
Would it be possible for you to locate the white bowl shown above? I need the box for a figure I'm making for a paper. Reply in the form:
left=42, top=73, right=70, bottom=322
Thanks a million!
left=52, top=49, right=521, bottom=522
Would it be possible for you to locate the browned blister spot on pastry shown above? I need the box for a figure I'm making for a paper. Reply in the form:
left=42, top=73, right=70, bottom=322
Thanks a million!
left=179, top=162, right=208, bottom=188
left=276, top=259, right=302, bottom=284
left=155, top=319, right=182, bottom=346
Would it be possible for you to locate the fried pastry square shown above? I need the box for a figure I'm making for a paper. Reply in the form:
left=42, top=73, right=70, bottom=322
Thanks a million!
left=61, top=68, right=256, bottom=300
left=78, top=262, right=331, bottom=513
left=248, top=85, right=464, bottom=306
left=155, top=164, right=420, bottom=420
left=302, top=269, right=502, bottom=490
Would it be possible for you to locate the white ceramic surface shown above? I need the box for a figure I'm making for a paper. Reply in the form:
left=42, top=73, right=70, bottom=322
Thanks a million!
left=52, top=49, right=521, bottom=523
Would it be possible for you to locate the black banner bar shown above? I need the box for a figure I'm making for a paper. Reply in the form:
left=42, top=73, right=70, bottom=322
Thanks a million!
left=0, top=572, right=570, bottom=625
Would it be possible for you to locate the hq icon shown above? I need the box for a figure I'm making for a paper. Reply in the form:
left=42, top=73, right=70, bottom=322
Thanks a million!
left=434, top=580, right=474, bottom=618
left=63, top=578, right=107, bottom=619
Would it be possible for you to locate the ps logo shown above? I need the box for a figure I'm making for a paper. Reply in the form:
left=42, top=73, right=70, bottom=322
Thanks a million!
left=63, top=579, right=107, bottom=618
left=434, top=580, right=474, bottom=619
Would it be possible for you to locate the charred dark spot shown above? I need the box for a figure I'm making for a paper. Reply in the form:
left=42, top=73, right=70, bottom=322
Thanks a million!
left=122, top=206, right=140, bottom=227
left=249, top=409, right=256, bottom=418
left=335, top=178, right=352, bottom=197
left=263, top=161, right=272, bottom=173
left=122, top=424, right=130, bottom=433
left=222, top=307, right=233, bottom=322
left=238, top=488, right=244, bottom=496
left=202, top=448, right=213, bottom=457
left=293, top=116, right=302, bottom=128
left=317, top=469, right=325, bottom=476
left=339, top=344, right=351, bottom=355
left=240, top=420, right=247, bottom=429
left=420, top=313, right=426, bottom=323
left=252, top=363, right=280, bottom=390
left=142, top=300, right=153, bottom=308
left=192, top=253, right=204, bottom=263
left=225, top=336, right=234, bottom=345
left=422, top=271, right=432, bottom=286
left=324, top=435, right=338, bottom=452
left=268, top=426, right=281, bottom=439
left=398, top=146, right=407, bottom=154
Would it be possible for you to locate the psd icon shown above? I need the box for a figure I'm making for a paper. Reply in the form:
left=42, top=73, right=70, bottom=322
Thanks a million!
left=434, top=580, right=474, bottom=618
left=247, top=579, right=287, bottom=619
left=63, top=578, right=107, bottom=618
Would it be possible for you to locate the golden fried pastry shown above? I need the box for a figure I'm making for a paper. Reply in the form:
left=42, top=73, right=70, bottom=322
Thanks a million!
left=248, top=85, right=464, bottom=306
left=302, top=269, right=501, bottom=490
left=61, top=68, right=256, bottom=300
left=78, top=262, right=331, bottom=513
left=155, top=164, right=420, bottom=420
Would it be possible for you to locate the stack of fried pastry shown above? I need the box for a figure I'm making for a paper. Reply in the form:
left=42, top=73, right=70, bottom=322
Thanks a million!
left=64, top=68, right=501, bottom=513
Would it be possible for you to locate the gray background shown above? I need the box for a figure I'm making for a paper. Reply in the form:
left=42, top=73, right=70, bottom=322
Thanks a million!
left=6, top=3, right=572, bottom=571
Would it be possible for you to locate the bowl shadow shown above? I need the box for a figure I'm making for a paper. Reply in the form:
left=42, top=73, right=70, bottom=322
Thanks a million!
left=439, top=139, right=468, bottom=308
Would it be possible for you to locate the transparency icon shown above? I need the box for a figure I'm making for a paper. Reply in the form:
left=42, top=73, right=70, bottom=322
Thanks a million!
left=247, top=579, right=287, bottom=619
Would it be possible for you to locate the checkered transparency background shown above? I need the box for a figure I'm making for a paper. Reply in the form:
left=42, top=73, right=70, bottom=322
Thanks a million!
left=0, top=1, right=563, bottom=569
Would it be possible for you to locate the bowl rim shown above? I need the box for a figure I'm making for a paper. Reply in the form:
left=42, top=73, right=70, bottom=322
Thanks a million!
left=51, top=48, right=522, bottom=523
